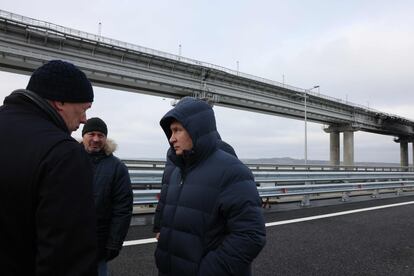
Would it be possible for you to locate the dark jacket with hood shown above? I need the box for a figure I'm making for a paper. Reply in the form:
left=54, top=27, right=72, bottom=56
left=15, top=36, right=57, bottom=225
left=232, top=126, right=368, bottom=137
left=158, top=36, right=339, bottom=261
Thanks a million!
left=153, top=139, right=237, bottom=233
left=155, top=97, right=266, bottom=276
left=85, top=139, right=133, bottom=261
left=153, top=147, right=175, bottom=233
left=0, top=89, right=97, bottom=275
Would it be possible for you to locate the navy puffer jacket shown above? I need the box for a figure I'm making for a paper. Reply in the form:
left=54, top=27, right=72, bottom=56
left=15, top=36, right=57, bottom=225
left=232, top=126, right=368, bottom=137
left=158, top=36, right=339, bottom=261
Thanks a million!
left=155, top=97, right=266, bottom=276
left=153, top=138, right=236, bottom=233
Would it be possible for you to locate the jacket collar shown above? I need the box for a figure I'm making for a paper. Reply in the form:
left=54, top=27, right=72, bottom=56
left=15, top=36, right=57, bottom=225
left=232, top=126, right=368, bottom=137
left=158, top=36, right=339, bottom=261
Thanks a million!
left=80, top=138, right=117, bottom=156
left=4, top=89, right=69, bottom=133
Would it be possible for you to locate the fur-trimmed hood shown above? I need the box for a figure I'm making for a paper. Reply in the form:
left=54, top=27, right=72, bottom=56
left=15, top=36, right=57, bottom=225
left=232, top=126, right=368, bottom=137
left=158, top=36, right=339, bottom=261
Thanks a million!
left=79, top=138, right=117, bottom=156
left=102, top=138, right=117, bottom=155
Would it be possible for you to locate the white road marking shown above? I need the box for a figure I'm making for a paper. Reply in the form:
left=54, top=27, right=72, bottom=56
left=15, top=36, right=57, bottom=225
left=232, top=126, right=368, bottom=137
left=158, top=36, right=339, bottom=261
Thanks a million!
left=124, top=238, right=157, bottom=246
left=123, top=200, right=414, bottom=247
left=265, top=200, right=414, bottom=227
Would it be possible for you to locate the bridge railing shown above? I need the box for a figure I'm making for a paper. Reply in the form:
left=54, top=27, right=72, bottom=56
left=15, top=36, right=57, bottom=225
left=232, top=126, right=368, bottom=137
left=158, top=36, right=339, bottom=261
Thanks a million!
left=124, top=159, right=413, bottom=172
left=125, top=160, right=414, bottom=207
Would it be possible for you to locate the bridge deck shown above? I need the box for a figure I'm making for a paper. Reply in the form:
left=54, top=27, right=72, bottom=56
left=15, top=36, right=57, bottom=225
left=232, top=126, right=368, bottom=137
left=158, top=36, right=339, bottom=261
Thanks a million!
left=111, top=194, right=414, bottom=275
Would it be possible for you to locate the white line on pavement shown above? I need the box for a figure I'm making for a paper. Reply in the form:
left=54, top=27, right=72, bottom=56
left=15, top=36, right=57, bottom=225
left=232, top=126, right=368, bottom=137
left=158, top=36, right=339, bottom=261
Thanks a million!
left=265, top=200, right=414, bottom=227
left=124, top=238, right=157, bottom=246
left=123, top=200, right=414, bottom=246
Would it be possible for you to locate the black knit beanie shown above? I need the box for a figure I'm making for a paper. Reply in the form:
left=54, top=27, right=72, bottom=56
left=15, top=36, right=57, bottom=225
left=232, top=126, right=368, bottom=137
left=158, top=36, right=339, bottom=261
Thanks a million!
left=26, top=60, right=94, bottom=102
left=82, top=117, right=108, bottom=136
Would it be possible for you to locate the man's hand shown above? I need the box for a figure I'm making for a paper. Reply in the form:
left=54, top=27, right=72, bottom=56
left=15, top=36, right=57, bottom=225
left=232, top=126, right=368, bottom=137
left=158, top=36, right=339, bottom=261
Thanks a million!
left=155, top=232, right=160, bottom=241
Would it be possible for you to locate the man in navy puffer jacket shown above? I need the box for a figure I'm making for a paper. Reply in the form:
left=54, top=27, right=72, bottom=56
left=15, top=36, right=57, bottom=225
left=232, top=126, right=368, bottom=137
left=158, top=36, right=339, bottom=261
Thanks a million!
left=155, top=97, right=266, bottom=276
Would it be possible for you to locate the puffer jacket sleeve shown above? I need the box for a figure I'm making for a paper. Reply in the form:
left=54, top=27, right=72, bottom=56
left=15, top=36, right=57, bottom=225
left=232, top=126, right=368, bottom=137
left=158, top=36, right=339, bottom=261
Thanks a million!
left=36, top=142, right=97, bottom=276
left=153, top=182, right=167, bottom=233
left=153, top=157, right=175, bottom=233
left=198, top=163, right=266, bottom=276
left=106, top=161, right=133, bottom=250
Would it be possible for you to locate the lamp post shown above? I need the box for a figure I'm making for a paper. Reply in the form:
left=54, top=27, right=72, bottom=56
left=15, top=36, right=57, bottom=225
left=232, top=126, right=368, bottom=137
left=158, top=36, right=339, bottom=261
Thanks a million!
left=304, top=85, right=319, bottom=165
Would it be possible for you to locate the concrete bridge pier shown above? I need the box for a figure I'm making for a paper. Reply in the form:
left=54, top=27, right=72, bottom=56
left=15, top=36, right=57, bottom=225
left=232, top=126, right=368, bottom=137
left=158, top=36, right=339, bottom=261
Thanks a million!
left=394, top=137, right=409, bottom=169
left=329, top=132, right=340, bottom=167
left=394, top=136, right=414, bottom=170
left=343, top=131, right=354, bottom=167
left=325, top=125, right=359, bottom=168
left=400, top=141, right=408, bottom=167
left=412, top=142, right=414, bottom=169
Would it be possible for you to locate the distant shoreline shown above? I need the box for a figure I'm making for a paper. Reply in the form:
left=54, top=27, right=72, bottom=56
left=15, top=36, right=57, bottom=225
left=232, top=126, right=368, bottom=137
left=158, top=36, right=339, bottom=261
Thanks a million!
left=120, top=156, right=400, bottom=167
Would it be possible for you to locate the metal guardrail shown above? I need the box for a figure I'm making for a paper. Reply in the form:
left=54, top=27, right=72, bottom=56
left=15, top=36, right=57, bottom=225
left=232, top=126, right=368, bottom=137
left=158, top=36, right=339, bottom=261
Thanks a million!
left=125, top=159, right=414, bottom=172
left=259, top=181, right=414, bottom=207
left=126, top=160, right=414, bottom=207
left=244, top=163, right=414, bottom=172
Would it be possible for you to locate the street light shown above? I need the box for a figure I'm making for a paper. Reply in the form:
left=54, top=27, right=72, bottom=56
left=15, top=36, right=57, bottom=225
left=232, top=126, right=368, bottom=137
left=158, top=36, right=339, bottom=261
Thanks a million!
left=304, top=85, right=319, bottom=165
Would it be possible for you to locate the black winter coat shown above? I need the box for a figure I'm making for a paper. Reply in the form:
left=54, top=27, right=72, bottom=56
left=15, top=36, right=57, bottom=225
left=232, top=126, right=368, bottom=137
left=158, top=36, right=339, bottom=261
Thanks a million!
left=155, top=97, right=266, bottom=276
left=0, top=90, right=97, bottom=275
left=86, top=140, right=133, bottom=260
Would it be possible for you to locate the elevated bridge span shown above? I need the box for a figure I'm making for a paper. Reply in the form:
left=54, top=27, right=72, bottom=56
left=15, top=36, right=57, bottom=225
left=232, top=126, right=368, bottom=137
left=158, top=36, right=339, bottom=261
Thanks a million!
left=1, top=9, right=414, bottom=166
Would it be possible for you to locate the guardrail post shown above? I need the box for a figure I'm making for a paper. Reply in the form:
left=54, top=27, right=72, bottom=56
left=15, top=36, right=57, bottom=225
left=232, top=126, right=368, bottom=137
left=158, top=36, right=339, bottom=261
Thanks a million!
left=396, top=188, right=403, bottom=196
left=300, top=195, right=311, bottom=207
left=371, top=189, right=379, bottom=198
left=341, top=191, right=350, bottom=202
left=262, top=197, right=271, bottom=208
left=396, top=179, right=404, bottom=196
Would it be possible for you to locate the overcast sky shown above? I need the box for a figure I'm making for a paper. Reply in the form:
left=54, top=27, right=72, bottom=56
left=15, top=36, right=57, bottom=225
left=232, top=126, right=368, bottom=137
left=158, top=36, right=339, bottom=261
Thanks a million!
left=1, top=1, right=414, bottom=163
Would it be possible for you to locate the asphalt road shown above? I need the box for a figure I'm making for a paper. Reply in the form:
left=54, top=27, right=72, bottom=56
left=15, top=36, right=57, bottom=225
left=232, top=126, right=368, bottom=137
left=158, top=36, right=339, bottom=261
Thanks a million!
left=109, top=195, right=414, bottom=275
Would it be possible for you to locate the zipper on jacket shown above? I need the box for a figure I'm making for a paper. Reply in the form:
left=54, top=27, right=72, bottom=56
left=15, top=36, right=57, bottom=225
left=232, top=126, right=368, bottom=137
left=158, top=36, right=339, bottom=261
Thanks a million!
left=180, top=168, right=186, bottom=185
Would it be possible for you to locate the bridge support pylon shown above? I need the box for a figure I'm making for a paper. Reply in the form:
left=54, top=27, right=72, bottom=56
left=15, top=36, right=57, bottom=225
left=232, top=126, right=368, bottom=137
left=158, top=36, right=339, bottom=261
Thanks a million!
left=412, top=142, right=414, bottom=169
left=325, top=124, right=359, bottom=169
left=343, top=131, right=354, bottom=167
left=329, top=131, right=340, bottom=167
left=394, top=137, right=410, bottom=170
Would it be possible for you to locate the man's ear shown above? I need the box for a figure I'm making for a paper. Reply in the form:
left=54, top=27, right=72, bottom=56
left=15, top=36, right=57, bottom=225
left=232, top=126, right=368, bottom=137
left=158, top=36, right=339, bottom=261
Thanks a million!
left=48, top=100, right=65, bottom=111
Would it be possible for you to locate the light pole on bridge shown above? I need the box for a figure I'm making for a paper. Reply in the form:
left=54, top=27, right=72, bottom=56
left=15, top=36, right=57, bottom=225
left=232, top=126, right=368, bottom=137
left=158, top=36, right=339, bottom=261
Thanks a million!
left=304, top=85, right=320, bottom=165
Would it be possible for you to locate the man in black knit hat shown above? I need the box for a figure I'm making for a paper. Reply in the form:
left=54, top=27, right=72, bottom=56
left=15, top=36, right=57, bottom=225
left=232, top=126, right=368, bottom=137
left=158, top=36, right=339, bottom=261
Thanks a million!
left=0, top=60, right=98, bottom=275
left=81, top=117, right=133, bottom=276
